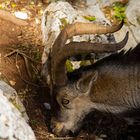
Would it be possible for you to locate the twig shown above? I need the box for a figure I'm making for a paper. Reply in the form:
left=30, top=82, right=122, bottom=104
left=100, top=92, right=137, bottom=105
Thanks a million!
left=4, top=48, right=46, bottom=87
left=7, top=49, right=32, bottom=78
left=4, top=49, right=18, bottom=57
left=5, top=48, right=39, bottom=78
left=15, top=52, right=21, bottom=75
left=15, top=53, right=46, bottom=87
left=22, top=55, right=32, bottom=78
left=0, top=9, right=28, bottom=26
left=5, top=48, right=41, bottom=63
left=20, top=77, right=44, bottom=87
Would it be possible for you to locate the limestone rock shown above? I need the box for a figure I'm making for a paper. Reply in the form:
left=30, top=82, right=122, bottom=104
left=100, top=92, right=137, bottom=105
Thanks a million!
left=0, top=81, right=36, bottom=140
left=114, top=0, right=140, bottom=51
left=0, top=81, right=29, bottom=121
left=41, top=1, right=115, bottom=70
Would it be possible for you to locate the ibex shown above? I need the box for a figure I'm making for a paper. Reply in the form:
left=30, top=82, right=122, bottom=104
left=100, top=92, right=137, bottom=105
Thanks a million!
left=42, top=21, right=138, bottom=136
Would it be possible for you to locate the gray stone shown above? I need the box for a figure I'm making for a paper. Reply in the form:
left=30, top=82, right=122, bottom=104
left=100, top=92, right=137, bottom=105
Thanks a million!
left=41, top=1, right=85, bottom=64
left=0, top=81, right=29, bottom=121
left=75, top=0, right=125, bottom=7
left=114, top=0, right=140, bottom=51
left=41, top=1, right=115, bottom=70
left=0, top=81, right=36, bottom=140
left=126, top=0, right=140, bottom=43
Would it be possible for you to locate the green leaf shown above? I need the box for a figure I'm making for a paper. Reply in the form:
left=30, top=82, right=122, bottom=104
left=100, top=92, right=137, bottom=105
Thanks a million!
left=66, top=60, right=74, bottom=72
left=80, top=60, right=91, bottom=67
left=60, top=18, right=68, bottom=30
left=112, top=2, right=126, bottom=22
left=83, top=15, right=96, bottom=21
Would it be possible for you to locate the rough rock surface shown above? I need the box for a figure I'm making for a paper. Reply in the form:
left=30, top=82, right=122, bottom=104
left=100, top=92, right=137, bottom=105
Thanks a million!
left=0, top=81, right=36, bottom=140
left=41, top=1, right=115, bottom=70
left=114, top=0, right=140, bottom=51
left=42, top=0, right=140, bottom=66
left=86, top=0, right=128, bottom=7
left=0, top=81, right=29, bottom=121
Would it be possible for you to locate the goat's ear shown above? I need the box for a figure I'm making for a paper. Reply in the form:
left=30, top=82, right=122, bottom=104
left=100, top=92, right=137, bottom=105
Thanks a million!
left=76, top=71, right=98, bottom=93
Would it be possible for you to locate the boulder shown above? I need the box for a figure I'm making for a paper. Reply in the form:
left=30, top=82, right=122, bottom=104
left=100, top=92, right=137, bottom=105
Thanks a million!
left=0, top=81, right=28, bottom=121
left=41, top=1, right=115, bottom=70
left=113, top=0, right=140, bottom=51
left=0, top=81, right=36, bottom=140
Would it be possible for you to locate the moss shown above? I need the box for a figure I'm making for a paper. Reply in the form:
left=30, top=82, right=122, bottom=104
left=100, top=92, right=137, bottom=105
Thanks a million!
left=103, top=2, right=127, bottom=23
left=83, top=15, right=96, bottom=21
left=11, top=100, right=21, bottom=111
left=30, top=119, right=39, bottom=125
left=112, top=2, right=126, bottom=22
left=60, top=18, right=68, bottom=30
left=80, top=60, right=92, bottom=67
left=66, top=59, right=74, bottom=72
left=34, top=49, right=42, bottom=61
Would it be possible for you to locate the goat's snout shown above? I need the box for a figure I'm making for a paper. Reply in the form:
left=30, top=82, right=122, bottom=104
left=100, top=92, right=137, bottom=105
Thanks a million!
left=51, top=118, right=70, bottom=136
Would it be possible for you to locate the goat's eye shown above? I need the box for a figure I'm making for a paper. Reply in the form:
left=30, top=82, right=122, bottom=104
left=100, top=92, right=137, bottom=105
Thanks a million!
left=62, top=99, right=69, bottom=105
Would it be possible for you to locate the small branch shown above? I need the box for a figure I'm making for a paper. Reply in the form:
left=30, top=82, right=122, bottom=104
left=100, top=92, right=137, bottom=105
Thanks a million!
left=15, top=52, right=21, bottom=75
left=0, top=10, right=28, bottom=26
left=5, top=48, right=41, bottom=78
left=6, top=48, right=41, bottom=63
left=4, top=48, right=46, bottom=87
left=22, top=55, right=32, bottom=79
left=14, top=53, right=45, bottom=87
left=4, top=49, right=18, bottom=57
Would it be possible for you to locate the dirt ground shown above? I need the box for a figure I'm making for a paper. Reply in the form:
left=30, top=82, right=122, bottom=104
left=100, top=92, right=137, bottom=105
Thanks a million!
left=0, top=1, right=140, bottom=140
left=0, top=1, right=52, bottom=139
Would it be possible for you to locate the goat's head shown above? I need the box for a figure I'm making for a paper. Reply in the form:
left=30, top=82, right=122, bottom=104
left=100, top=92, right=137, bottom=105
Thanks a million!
left=43, top=21, right=129, bottom=136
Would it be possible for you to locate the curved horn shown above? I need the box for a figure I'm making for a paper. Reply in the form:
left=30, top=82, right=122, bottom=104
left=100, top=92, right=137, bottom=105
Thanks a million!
left=52, top=21, right=124, bottom=55
left=51, top=21, right=124, bottom=86
left=52, top=32, right=128, bottom=86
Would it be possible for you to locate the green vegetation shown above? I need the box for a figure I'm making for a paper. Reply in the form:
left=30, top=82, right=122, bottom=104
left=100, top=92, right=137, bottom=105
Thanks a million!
left=60, top=18, right=68, bottom=30
left=34, top=49, right=42, bottom=62
left=66, top=59, right=74, bottom=72
left=30, top=119, right=39, bottom=125
left=112, top=2, right=126, bottom=22
left=83, top=15, right=96, bottom=21
left=80, top=60, right=91, bottom=67
left=11, top=100, right=21, bottom=111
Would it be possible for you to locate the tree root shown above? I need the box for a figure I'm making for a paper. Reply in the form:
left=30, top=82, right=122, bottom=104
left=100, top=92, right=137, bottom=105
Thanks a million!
left=4, top=48, right=45, bottom=88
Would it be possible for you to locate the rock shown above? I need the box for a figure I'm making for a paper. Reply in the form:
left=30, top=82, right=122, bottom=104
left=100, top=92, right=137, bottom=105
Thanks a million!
left=114, top=0, right=140, bottom=51
left=86, top=0, right=128, bottom=7
left=0, top=81, right=29, bottom=121
left=126, top=0, right=140, bottom=43
left=41, top=1, right=83, bottom=64
left=42, top=0, right=140, bottom=72
left=41, top=1, right=115, bottom=70
left=80, top=3, right=110, bottom=24
left=0, top=84, right=36, bottom=140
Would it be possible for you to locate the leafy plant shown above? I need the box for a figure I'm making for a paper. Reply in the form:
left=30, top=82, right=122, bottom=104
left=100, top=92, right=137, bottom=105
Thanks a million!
left=112, top=2, right=126, bottom=22
left=34, top=49, right=42, bottom=61
left=80, top=60, right=91, bottom=67
left=83, top=15, right=96, bottom=21
left=60, top=18, right=68, bottom=30
left=66, top=59, right=74, bottom=72
left=11, top=100, right=21, bottom=111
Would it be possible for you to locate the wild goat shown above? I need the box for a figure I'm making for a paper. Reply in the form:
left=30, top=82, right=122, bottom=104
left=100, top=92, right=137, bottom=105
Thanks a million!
left=42, top=21, right=138, bottom=136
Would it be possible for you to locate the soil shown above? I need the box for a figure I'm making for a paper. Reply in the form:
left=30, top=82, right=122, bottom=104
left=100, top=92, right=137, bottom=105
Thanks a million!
left=0, top=1, right=52, bottom=139
left=0, top=1, right=140, bottom=140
